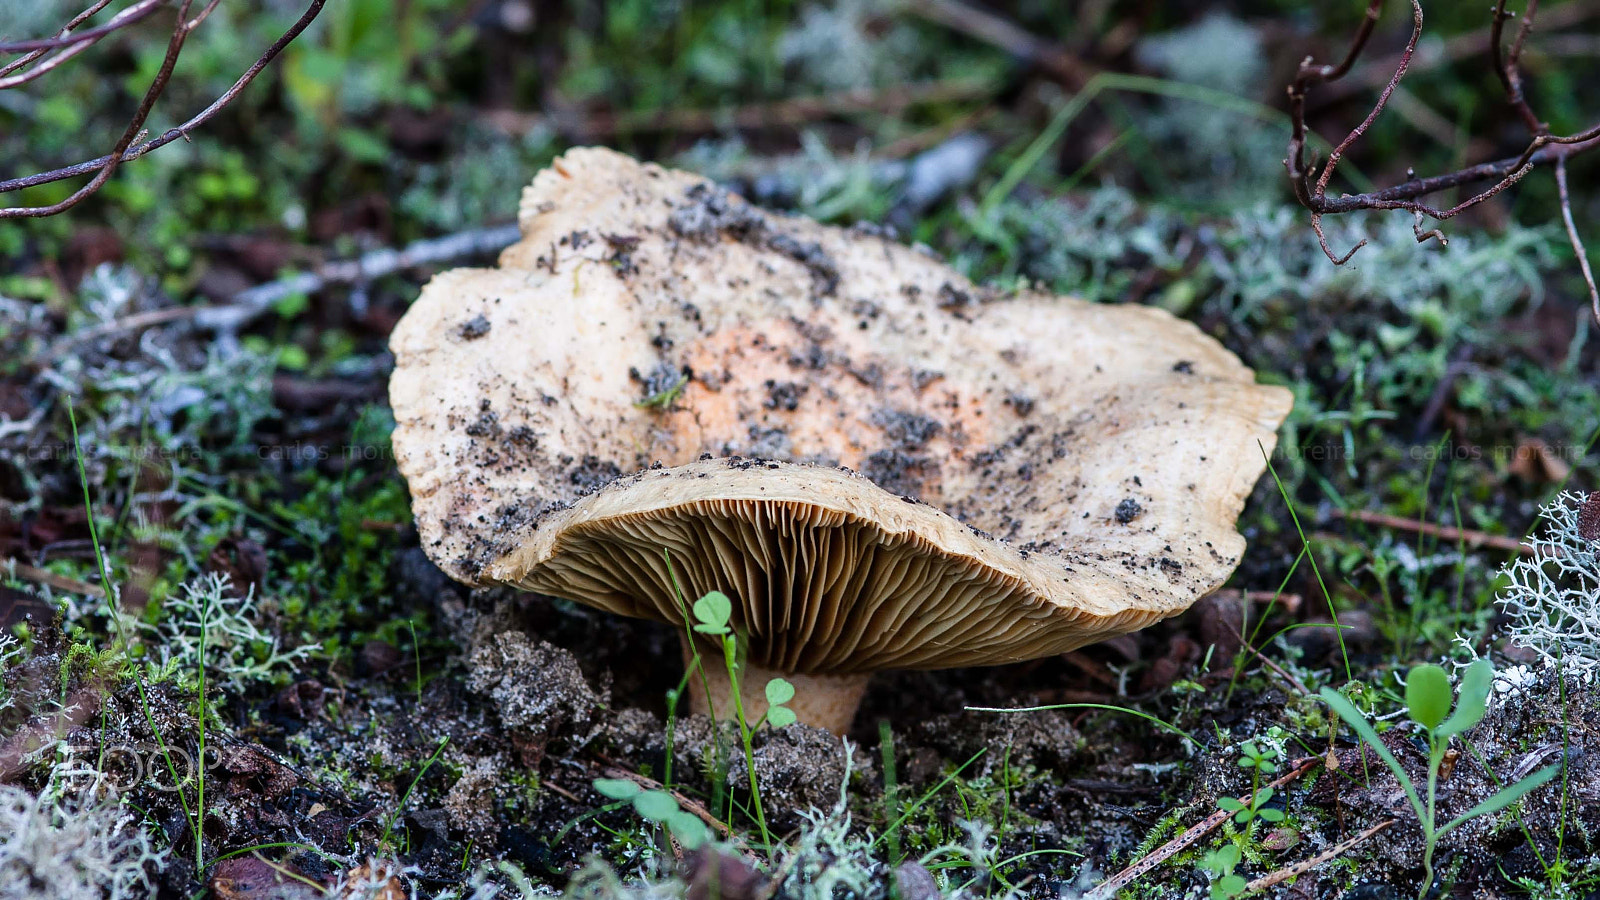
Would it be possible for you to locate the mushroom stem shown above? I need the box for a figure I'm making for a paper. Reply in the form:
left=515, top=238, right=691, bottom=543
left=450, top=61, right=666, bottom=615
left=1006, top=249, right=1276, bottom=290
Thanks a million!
left=680, top=637, right=870, bottom=735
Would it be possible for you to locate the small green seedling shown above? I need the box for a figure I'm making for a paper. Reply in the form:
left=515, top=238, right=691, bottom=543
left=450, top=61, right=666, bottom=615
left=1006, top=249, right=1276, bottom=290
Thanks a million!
left=592, top=778, right=708, bottom=849
left=1218, top=740, right=1284, bottom=830
left=1199, top=843, right=1246, bottom=899
left=635, top=373, right=689, bottom=410
left=1320, top=659, right=1562, bottom=900
left=763, top=677, right=796, bottom=728
left=688, top=589, right=773, bottom=847
left=693, top=591, right=733, bottom=636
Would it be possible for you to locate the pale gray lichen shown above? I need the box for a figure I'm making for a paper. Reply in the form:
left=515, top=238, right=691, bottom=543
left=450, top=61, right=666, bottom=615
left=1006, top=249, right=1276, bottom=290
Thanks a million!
left=0, top=783, right=167, bottom=900
left=145, top=572, right=319, bottom=691
left=1496, top=492, right=1600, bottom=685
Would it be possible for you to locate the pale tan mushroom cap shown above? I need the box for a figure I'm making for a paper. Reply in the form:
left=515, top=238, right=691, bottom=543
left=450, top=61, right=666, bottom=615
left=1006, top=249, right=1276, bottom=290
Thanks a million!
left=389, top=147, right=1293, bottom=674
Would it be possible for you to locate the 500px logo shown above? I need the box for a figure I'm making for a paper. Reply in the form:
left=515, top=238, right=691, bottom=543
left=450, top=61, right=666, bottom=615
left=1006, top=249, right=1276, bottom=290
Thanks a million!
left=49, top=742, right=224, bottom=796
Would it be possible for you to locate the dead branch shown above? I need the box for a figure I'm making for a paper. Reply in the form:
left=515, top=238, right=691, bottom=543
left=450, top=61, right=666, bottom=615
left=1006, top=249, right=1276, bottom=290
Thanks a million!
left=0, top=0, right=325, bottom=218
left=486, top=79, right=997, bottom=140
left=909, top=0, right=1096, bottom=88
left=1285, top=0, right=1600, bottom=313
left=1555, top=155, right=1600, bottom=323
left=1243, top=819, right=1396, bottom=894
left=1084, top=757, right=1321, bottom=900
left=1330, top=507, right=1533, bottom=555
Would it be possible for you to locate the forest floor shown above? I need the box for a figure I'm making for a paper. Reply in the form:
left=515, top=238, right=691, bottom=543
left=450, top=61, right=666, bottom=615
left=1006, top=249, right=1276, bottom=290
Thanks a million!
left=3, top=1, right=1600, bottom=898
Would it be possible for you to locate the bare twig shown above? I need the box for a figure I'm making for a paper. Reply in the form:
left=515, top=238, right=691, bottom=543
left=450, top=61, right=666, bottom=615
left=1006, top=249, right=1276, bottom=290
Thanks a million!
left=1236, top=639, right=1313, bottom=697
left=1, top=0, right=199, bottom=219
left=33, top=222, right=520, bottom=359
left=1331, top=507, right=1533, bottom=555
left=0, top=0, right=326, bottom=215
left=1084, top=757, right=1320, bottom=900
left=0, top=0, right=163, bottom=54
left=197, top=223, right=522, bottom=336
left=0, top=0, right=122, bottom=88
left=486, top=79, right=997, bottom=139
left=1311, top=1, right=1599, bottom=106
left=1243, top=819, right=1396, bottom=894
left=5, top=561, right=108, bottom=599
left=1284, top=0, right=1600, bottom=314
left=908, top=0, right=1096, bottom=88
left=1555, top=155, right=1600, bottom=323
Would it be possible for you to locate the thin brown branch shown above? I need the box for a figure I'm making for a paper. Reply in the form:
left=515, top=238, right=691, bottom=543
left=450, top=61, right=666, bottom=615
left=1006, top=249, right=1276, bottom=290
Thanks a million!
left=1238, top=638, right=1312, bottom=697
left=0, top=0, right=326, bottom=211
left=1493, top=0, right=1545, bottom=135
left=5, top=561, right=108, bottom=599
left=1285, top=0, right=1600, bottom=290
left=1, top=0, right=196, bottom=218
left=908, top=0, right=1096, bottom=89
left=1308, top=132, right=1600, bottom=214
left=0, top=0, right=162, bottom=53
left=0, top=0, right=116, bottom=84
left=33, top=221, right=519, bottom=359
left=1285, top=0, right=1386, bottom=207
left=1555, top=156, right=1600, bottom=325
left=1331, top=507, right=1533, bottom=555
left=1314, top=0, right=1423, bottom=199
left=1084, top=757, right=1320, bottom=900
left=485, top=79, right=996, bottom=140
left=1243, top=819, right=1396, bottom=894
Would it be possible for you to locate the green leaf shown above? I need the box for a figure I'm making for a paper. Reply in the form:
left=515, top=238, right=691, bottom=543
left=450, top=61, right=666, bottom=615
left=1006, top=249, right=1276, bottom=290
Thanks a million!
left=1320, top=686, right=1428, bottom=824
left=1405, top=664, right=1453, bottom=730
left=592, top=778, right=640, bottom=800
left=1439, top=763, right=1561, bottom=836
left=692, top=591, right=732, bottom=634
left=765, top=677, right=795, bottom=705
left=1258, top=808, right=1286, bottom=822
left=766, top=705, right=796, bottom=728
left=1217, top=797, right=1245, bottom=811
left=632, top=790, right=680, bottom=822
left=1217, top=874, right=1247, bottom=899
left=1201, top=844, right=1240, bottom=874
left=1436, top=658, right=1494, bottom=739
left=1233, top=809, right=1250, bottom=824
left=666, top=810, right=708, bottom=849
left=1254, top=786, right=1274, bottom=806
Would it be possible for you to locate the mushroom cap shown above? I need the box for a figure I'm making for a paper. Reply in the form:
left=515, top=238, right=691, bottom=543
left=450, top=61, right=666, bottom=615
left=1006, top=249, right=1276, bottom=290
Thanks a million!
left=389, top=147, right=1292, bottom=674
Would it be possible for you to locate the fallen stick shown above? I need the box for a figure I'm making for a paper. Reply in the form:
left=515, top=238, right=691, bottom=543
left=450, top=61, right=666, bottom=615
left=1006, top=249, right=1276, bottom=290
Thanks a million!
left=1331, top=508, right=1532, bottom=555
left=909, top=0, right=1096, bottom=88
left=1084, top=757, right=1319, bottom=900
left=6, top=561, right=106, bottom=599
left=486, top=79, right=996, bottom=139
left=39, top=223, right=521, bottom=361
left=597, top=762, right=751, bottom=856
left=1211, top=588, right=1304, bottom=615
left=1243, top=819, right=1396, bottom=895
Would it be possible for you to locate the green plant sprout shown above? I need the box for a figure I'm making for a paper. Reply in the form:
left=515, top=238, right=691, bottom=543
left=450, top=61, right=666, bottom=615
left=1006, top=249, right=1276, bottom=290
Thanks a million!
left=591, top=778, right=709, bottom=849
left=1199, top=843, right=1246, bottom=900
left=1320, top=659, right=1562, bottom=900
left=634, top=372, right=689, bottom=410
left=1218, top=740, right=1285, bottom=831
left=689, top=589, right=774, bottom=848
left=380, top=736, right=450, bottom=853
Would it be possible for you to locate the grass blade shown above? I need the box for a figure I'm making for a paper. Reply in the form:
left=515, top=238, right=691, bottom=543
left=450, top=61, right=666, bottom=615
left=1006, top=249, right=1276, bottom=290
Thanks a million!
left=1319, top=687, right=1426, bottom=824
left=1439, top=763, right=1561, bottom=837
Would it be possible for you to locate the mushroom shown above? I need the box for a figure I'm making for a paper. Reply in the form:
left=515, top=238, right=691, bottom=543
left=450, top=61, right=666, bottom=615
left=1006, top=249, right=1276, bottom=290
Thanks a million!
left=389, top=148, right=1293, bottom=734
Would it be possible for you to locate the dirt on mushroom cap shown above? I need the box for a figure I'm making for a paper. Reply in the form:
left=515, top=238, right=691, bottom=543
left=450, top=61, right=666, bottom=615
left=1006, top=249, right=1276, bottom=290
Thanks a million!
left=387, top=147, right=1293, bottom=674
